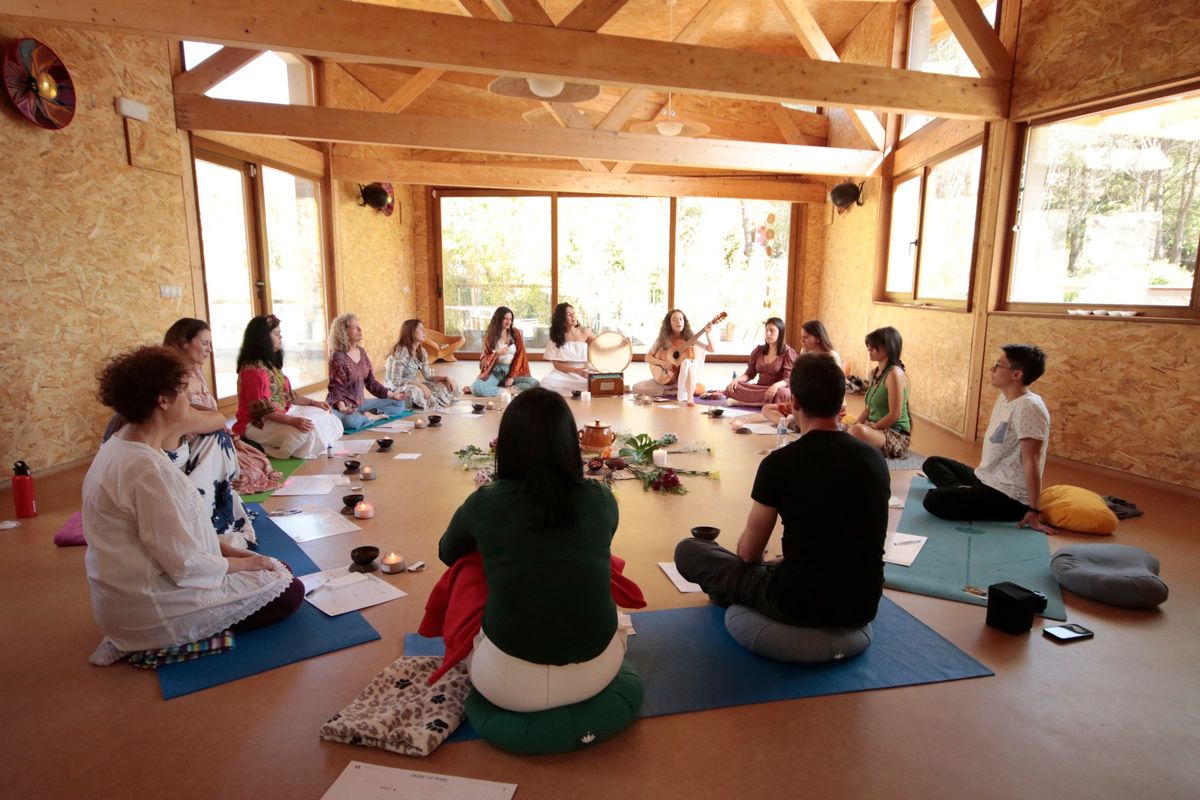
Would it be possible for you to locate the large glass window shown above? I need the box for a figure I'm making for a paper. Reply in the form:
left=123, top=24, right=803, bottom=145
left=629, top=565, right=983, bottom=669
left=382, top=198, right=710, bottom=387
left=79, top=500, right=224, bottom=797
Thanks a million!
left=181, top=42, right=312, bottom=105
left=194, top=159, right=257, bottom=398
left=557, top=196, right=670, bottom=354
left=674, top=198, right=792, bottom=351
left=885, top=145, right=983, bottom=304
left=1009, top=89, right=1200, bottom=310
left=262, top=167, right=328, bottom=390
left=440, top=195, right=553, bottom=352
left=902, top=0, right=998, bottom=138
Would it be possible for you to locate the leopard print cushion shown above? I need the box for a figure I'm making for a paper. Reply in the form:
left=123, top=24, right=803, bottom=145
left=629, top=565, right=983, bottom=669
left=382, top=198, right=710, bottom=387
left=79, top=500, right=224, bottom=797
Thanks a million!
left=320, top=656, right=470, bottom=757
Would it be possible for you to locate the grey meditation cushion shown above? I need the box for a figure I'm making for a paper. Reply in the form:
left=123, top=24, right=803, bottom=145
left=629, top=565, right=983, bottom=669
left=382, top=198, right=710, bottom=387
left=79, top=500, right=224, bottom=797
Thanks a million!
left=724, top=605, right=873, bottom=663
left=1051, top=544, right=1169, bottom=609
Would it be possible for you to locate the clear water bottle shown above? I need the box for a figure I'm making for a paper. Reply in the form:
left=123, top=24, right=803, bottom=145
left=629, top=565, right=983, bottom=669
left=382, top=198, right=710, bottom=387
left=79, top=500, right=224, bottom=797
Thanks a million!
left=775, top=419, right=788, bottom=451
left=326, top=443, right=333, bottom=459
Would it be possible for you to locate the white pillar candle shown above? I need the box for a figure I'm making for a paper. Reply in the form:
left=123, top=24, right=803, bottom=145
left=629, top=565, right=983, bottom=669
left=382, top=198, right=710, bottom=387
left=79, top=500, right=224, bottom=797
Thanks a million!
left=380, top=551, right=405, bottom=573
left=652, top=449, right=668, bottom=467
left=354, top=501, right=375, bottom=519
left=359, top=466, right=377, bottom=481
left=580, top=390, right=592, bottom=402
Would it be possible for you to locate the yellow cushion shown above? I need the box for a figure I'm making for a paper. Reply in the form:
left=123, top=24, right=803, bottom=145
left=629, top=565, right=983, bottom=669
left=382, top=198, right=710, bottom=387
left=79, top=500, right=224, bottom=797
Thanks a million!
left=1039, top=485, right=1118, bottom=535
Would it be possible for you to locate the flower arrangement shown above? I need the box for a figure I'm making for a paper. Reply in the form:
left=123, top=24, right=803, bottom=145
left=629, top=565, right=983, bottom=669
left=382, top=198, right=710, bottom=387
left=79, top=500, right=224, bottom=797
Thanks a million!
left=454, top=439, right=497, bottom=486
left=616, top=432, right=678, bottom=464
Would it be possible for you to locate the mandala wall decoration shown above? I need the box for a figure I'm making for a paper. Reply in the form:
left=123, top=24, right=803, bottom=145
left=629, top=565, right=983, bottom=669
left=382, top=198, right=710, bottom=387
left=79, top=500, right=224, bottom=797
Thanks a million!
left=3, top=38, right=76, bottom=130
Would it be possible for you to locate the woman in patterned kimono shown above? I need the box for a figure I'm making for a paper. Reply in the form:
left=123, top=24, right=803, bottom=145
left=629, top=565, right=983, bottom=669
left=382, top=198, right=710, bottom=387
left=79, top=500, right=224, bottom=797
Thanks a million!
left=469, top=306, right=539, bottom=397
left=161, top=318, right=266, bottom=547
left=385, top=319, right=460, bottom=410
left=232, top=314, right=343, bottom=459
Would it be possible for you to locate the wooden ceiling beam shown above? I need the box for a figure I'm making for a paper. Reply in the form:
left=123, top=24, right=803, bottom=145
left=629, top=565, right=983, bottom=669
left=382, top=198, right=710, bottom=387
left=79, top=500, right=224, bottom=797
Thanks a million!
left=0, top=0, right=1007, bottom=119
left=559, top=0, right=631, bottom=31
left=381, top=68, right=446, bottom=113
left=933, top=0, right=1013, bottom=80
left=332, top=156, right=829, bottom=202
left=773, top=0, right=885, bottom=149
left=450, top=0, right=500, bottom=21
left=176, top=95, right=883, bottom=176
left=172, top=46, right=260, bottom=95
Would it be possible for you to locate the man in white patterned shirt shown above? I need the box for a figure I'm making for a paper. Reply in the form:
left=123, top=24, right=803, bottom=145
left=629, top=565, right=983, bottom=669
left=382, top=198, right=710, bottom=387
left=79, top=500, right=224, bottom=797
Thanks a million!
left=921, top=345, right=1050, bottom=529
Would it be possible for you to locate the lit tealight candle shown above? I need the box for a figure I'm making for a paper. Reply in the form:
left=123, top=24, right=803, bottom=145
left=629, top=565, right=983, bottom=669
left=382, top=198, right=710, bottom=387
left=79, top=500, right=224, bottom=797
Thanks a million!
left=414, top=417, right=428, bottom=429
left=486, top=400, right=496, bottom=411
left=360, top=466, right=377, bottom=481
left=353, top=500, right=375, bottom=519
left=380, top=550, right=405, bottom=573
left=652, top=449, right=668, bottom=467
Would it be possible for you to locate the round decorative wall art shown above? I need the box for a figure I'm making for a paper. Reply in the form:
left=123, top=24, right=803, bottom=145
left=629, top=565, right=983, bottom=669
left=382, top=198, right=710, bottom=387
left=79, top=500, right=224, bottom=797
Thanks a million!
left=3, top=38, right=76, bottom=130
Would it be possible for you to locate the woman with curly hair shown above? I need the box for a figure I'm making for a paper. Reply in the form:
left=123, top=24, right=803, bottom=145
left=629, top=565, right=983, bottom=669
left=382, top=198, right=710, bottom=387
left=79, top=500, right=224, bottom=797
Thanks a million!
left=540, top=302, right=595, bottom=395
left=470, top=306, right=539, bottom=397
left=84, top=346, right=303, bottom=667
left=632, top=308, right=715, bottom=404
left=233, top=314, right=342, bottom=458
left=326, top=313, right=409, bottom=429
left=384, top=319, right=460, bottom=409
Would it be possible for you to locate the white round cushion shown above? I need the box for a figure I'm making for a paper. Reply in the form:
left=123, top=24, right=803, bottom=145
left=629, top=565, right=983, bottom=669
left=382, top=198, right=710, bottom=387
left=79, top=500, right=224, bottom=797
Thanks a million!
left=724, top=605, right=873, bottom=663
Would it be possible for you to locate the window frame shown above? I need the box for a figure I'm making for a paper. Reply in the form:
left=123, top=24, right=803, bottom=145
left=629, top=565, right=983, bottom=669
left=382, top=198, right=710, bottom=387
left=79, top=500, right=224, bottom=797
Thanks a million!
left=999, top=88, right=1200, bottom=320
left=881, top=136, right=985, bottom=309
left=431, top=188, right=801, bottom=361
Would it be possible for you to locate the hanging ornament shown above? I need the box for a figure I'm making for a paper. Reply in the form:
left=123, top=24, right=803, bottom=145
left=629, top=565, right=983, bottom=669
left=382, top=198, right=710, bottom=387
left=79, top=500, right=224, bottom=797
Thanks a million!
left=2, top=38, right=76, bottom=129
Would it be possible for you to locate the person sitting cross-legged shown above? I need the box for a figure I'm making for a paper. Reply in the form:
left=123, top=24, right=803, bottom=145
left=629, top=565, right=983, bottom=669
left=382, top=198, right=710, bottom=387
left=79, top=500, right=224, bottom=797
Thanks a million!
left=675, top=354, right=889, bottom=628
left=922, top=344, right=1051, bottom=529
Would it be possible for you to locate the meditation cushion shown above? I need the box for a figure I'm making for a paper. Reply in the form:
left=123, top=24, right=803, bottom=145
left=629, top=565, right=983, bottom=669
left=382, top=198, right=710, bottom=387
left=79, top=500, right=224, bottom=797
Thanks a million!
left=1039, top=485, right=1119, bottom=534
left=465, top=661, right=644, bottom=754
left=1051, top=544, right=1168, bottom=609
left=724, top=605, right=873, bottom=663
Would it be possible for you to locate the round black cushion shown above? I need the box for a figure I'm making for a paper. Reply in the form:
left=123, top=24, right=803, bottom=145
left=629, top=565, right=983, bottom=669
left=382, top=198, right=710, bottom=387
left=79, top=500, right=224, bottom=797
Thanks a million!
left=464, top=661, right=643, bottom=754
left=724, top=605, right=872, bottom=662
left=1051, top=544, right=1168, bottom=609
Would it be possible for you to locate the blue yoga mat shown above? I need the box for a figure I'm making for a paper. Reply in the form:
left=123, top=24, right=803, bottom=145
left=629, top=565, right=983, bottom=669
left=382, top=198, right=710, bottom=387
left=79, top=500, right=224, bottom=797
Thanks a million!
left=405, top=596, right=992, bottom=742
left=342, top=411, right=413, bottom=434
left=886, top=478, right=1066, bottom=620
left=157, top=505, right=380, bottom=699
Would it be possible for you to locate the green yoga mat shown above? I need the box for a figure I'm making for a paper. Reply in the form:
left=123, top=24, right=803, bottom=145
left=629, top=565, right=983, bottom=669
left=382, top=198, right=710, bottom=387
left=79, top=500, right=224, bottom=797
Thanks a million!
left=886, top=478, right=1066, bottom=620
left=239, top=457, right=304, bottom=503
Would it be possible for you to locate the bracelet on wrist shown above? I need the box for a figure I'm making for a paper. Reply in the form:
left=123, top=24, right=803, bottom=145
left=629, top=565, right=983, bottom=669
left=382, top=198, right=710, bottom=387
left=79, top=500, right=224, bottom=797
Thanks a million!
left=1027, top=506, right=1041, bottom=514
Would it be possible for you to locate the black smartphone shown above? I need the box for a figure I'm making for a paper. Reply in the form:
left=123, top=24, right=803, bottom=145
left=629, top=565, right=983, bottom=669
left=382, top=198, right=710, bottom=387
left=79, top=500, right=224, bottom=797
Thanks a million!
left=1043, top=623, right=1094, bottom=643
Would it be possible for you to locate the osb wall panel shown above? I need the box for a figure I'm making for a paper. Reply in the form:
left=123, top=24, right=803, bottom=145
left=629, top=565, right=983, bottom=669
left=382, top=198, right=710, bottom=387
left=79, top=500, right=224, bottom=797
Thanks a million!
left=801, top=206, right=823, bottom=325
left=0, top=25, right=193, bottom=474
left=828, top=3, right=893, bottom=150
left=325, top=63, right=418, bottom=366
left=817, top=178, right=880, bottom=372
left=869, top=306, right=972, bottom=433
left=410, top=188, right=436, bottom=324
left=983, top=317, right=1200, bottom=490
left=1012, top=0, right=1200, bottom=119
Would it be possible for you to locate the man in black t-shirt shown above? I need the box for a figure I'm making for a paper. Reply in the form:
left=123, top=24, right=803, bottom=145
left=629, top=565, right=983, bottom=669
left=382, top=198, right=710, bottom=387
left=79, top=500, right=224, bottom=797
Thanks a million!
left=675, top=354, right=890, bottom=628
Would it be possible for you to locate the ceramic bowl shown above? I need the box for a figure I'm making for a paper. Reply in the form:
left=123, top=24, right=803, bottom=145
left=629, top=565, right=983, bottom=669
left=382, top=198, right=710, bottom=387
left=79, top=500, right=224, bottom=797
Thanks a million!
left=350, top=545, right=380, bottom=572
left=604, top=457, right=627, bottom=471
left=343, top=459, right=361, bottom=474
left=376, top=437, right=394, bottom=451
left=709, top=407, right=725, bottom=418
left=571, top=390, right=583, bottom=398
left=587, top=457, right=605, bottom=473
left=691, top=526, right=721, bottom=541
left=427, top=414, right=442, bottom=426
left=342, top=493, right=364, bottom=510
left=472, top=403, right=486, bottom=413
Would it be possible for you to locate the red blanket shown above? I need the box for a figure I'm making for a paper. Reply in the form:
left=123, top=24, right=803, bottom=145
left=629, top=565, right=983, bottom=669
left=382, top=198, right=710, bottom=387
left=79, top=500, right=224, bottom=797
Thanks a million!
left=417, top=552, right=646, bottom=684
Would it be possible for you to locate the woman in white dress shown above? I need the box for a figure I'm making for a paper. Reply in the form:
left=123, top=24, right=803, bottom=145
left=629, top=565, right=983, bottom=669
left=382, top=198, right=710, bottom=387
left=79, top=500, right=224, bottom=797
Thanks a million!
left=84, top=346, right=303, bottom=666
left=632, top=309, right=715, bottom=404
left=384, top=319, right=460, bottom=409
left=540, top=302, right=595, bottom=395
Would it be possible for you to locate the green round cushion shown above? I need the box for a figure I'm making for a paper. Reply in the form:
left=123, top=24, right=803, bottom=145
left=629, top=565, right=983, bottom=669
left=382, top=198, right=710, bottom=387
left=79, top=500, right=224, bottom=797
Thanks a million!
left=465, top=661, right=644, bottom=754
left=725, top=605, right=873, bottom=663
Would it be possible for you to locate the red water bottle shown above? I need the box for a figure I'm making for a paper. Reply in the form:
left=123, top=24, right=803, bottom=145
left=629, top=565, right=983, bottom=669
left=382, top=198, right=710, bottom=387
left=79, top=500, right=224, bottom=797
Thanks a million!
left=12, top=461, right=37, bottom=518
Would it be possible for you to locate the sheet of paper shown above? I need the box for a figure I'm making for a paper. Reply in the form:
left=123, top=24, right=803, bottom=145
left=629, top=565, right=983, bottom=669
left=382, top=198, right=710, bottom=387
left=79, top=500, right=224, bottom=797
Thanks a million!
left=305, top=568, right=407, bottom=616
left=373, top=420, right=415, bottom=432
left=884, top=532, right=928, bottom=567
left=658, top=561, right=702, bottom=593
left=742, top=422, right=790, bottom=435
left=273, top=475, right=340, bottom=496
left=273, top=510, right=361, bottom=543
left=618, top=612, right=636, bottom=637
left=888, top=495, right=906, bottom=509
left=333, top=439, right=375, bottom=455
left=705, top=406, right=755, bottom=418
left=654, top=403, right=681, bottom=410
left=321, top=761, right=516, bottom=800
left=392, top=452, right=423, bottom=460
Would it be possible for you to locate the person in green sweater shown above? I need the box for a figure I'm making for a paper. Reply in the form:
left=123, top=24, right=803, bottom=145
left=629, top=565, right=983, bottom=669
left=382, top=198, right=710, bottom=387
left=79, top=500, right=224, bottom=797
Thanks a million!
left=848, top=326, right=911, bottom=458
left=438, top=387, right=623, bottom=712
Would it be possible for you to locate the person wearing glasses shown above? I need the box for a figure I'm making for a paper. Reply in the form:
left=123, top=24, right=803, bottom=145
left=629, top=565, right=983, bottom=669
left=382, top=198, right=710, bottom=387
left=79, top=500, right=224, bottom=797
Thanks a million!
left=921, top=344, right=1050, bottom=528
left=233, top=315, right=342, bottom=458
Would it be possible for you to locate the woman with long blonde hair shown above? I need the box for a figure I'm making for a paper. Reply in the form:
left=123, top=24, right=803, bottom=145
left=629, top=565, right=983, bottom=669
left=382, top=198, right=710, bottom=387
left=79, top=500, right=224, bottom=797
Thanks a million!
left=385, top=319, right=460, bottom=409
left=326, top=313, right=408, bottom=429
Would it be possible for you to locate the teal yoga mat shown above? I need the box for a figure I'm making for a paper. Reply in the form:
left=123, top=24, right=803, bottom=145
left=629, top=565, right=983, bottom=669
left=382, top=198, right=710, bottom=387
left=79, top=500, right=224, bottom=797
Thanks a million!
left=886, top=478, right=1066, bottom=619
left=341, top=411, right=413, bottom=434
left=156, top=505, right=380, bottom=699
left=405, top=596, right=993, bottom=743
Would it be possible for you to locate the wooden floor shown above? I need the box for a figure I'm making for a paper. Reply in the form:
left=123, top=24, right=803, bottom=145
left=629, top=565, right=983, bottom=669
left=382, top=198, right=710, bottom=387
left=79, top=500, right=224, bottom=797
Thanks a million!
left=3, top=361, right=1198, bottom=800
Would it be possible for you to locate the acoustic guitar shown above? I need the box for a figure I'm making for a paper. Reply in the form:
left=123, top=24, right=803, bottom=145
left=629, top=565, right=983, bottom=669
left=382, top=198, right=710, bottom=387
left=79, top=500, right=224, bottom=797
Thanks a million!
left=650, top=312, right=727, bottom=384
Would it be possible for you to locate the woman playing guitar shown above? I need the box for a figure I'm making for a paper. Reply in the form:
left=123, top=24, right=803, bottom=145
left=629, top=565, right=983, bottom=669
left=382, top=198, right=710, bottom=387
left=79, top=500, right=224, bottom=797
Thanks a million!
left=633, top=309, right=724, bottom=405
